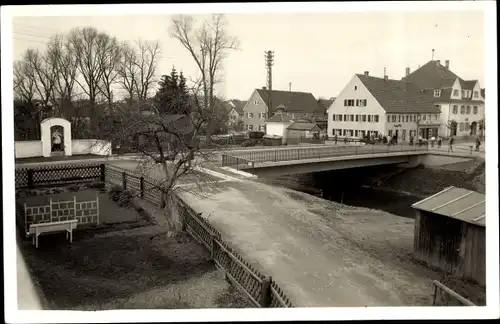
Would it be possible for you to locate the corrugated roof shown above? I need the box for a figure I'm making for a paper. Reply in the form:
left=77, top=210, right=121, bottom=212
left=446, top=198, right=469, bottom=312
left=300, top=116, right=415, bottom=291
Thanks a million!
left=411, top=186, right=485, bottom=227
left=357, top=74, right=440, bottom=114
left=256, top=89, right=323, bottom=114
left=286, top=122, right=320, bottom=131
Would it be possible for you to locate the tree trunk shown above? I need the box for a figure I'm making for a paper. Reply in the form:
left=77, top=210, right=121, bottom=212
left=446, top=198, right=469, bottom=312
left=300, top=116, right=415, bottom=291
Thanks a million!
left=163, top=191, right=183, bottom=236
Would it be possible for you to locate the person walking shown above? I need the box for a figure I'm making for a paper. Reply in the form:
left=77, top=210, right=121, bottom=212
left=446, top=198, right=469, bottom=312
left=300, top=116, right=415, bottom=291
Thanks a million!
left=409, top=135, right=414, bottom=146
left=344, top=136, right=348, bottom=145
left=334, top=134, right=338, bottom=145
left=476, top=137, right=481, bottom=151
left=437, top=136, right=442, bottom=148
left=449, top=136, right=454, bottom=152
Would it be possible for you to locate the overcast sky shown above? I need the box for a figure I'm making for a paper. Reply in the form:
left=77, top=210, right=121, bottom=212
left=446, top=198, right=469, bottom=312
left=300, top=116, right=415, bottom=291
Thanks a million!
left=12, top=9, right=484, bottom=101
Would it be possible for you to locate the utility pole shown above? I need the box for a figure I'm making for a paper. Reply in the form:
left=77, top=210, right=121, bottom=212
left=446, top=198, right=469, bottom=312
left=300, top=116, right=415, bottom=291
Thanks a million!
left=265, top=50, right=274, bottom=116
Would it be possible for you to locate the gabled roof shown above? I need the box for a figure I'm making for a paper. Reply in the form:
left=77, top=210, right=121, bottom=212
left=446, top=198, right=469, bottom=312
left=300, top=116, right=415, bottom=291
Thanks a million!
left=460, top=80, right=477, bottom=90
left=255, top=89, right=322, bottom=114
left=439, top=77, right=457, bottom=88
left=228, top=99, right=247, bottom=115
left=265, top=113, right=293, bottom=123
left=402, top=60, right=460, bottom=90
left=356, top=74, right=439, bottom=114
left=411, top=186, right=485, bottom=227
left=286, top=121, right=320, bottom=131
left=318, top=98, right=335, bottom=110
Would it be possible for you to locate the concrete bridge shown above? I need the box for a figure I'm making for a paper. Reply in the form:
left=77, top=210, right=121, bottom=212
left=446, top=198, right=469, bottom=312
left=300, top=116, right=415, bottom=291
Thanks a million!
left=221, top=144, right=475, bottom=177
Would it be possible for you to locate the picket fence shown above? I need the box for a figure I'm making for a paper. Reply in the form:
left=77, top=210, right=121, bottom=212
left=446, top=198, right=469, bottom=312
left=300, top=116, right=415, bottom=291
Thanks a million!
left=104, top=164, right=294, bottom=308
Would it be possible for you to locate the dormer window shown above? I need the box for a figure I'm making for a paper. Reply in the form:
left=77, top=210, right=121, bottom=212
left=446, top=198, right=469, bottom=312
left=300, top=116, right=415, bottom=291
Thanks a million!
left=453, top=89, right=459, bottom=96
left=434, top=90, right=441, bottom=97
left=474, top=91, right=479, bottom=98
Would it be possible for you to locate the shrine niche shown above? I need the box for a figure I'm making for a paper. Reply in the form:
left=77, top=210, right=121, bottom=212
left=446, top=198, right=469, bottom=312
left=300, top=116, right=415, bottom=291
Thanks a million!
left=40, top=118, right=72, bottom=157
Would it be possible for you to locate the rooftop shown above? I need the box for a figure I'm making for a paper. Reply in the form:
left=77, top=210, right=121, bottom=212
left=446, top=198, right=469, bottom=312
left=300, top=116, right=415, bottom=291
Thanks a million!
left=265, top=113, right=293, bottom=123
left=286, top=121, right=321, bottom=131
left=356, top=74, right=440, bottom=114
left=411, top=186, right=485, bottom=227
left=255, top=89, right=323, bottom=114
left=402, top=60, right=461, bottom=90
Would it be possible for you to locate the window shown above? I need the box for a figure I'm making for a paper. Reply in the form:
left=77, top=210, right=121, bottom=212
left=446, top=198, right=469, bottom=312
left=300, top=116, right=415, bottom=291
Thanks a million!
left=254, top=100, right=259, bottom=105
left=460, top=105, right=465, bottom=114
left=474, top=91, right=479, bottom=98
left=466, top=106, right=471, bottom=114
left=391, top=115, right=396, bottom=122
left=434, top=90, right=441, bottom=97
left=422, top=114, right=426, bottom=121
left=374, top=115, right=379, bottom=122
left=405, top=115, right=409, bottom=123
left=462, top=90, right=466, bottom=97
left=343, top=129, right=347, bottom=136
left=247, top=124, right=254, bottom=131
left=368, top=115, right=372, bottom=122
left=344, top=114, right=348, bottom=121
left=354, top=86, right=358, bottom=90
left=434, top=114, right=438, bottom=121
left=350, top=115, right=354, bottom=121
left=453, top=89, right=459, bottom=96
left=362, top=115, right=367, bottom=122
left=398, top=115, right=401, bottom=123
left=355, top=130, right=359, bottom=137
left=388, top=130, right=393, bottom=137
left=332, top=129, right=336, bottom=136
left=473, top=106, right=478, bottom=115
left=387, top=115, right=391, bottom=122
left=344, top=99, right=355, bottom=106
left=358, top=99, right=367, bottom=107
left=465, top=122, right=470, bottom=131
left=356, top=115, right=359, bottom=122
left=459, top=122, right=464, bottom=132
left=402, top=129, right=406, bottom=141
left=452, top=105, right=458, bottom=114
left=247, top=112, right=254, bottom=118
left=332, top=114, right=336, bottom=121
left=339, top=114, right=343, bottom=121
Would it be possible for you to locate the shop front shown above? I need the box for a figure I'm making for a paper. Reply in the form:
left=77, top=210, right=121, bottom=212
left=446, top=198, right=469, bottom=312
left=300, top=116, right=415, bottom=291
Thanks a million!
left=417, top=119, right=440, bottom=139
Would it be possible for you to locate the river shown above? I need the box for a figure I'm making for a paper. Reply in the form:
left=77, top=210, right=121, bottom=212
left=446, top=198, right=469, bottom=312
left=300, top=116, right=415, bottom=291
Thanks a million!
left=257, top=165, right=423, bottom=219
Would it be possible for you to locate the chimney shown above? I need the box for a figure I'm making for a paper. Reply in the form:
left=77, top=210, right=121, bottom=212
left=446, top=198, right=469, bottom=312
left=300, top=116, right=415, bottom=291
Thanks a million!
left=262, top=86, right=267, bottom=90
left=405, top=67, right=410, bottom=77
left=384, top=75, right=388, bottom=81
left=436, top=60, right=441, bottom=66
left=364, top=71, right=369, bottom=76
left=445, top=60, right=450, bottom=69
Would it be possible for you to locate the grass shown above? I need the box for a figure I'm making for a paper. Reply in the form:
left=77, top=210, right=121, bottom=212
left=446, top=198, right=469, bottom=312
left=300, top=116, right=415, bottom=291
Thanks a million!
left=20, top=225, right=250, bottom=310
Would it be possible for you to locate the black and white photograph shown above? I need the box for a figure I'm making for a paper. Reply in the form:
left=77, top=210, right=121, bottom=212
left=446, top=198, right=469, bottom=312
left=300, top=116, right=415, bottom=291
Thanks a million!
left=2, top=1, right=498, bottom=322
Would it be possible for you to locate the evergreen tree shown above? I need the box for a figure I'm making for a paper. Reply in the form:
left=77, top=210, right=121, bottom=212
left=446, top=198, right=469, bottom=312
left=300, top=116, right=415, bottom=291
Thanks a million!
left=154, top=67, right=190, bottom=115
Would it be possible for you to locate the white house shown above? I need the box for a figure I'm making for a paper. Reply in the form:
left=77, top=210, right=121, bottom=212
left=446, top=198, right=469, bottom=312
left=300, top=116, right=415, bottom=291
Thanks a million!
left=264, top=109, right=293, bottom=144
left=402, top=60, right=485, bottom=138
left=328, top=72, right=440, bottom=142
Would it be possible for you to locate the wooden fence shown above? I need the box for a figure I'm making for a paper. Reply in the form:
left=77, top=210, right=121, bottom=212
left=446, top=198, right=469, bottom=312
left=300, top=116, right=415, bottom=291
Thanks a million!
left=104, top=165, right=294, bottom=308
left=15, top=163, right=105, bottom=189
left=431, top=280, right=476, bottom=306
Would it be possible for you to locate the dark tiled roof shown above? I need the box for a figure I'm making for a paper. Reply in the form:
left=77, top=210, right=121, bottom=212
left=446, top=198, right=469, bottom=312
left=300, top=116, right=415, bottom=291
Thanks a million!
left=265, top=113, right=293, bottom=123
left=357, top=74, right=440, bottom=114
left=318, top=98, right=334, bottom=110
left=228, top=99, right=247, bottom=115
left=460, top=80, right=477, bottom=90
left=256, top=89, right=322, bottom=114
left=286, top=122, right=321, bottom=131
left=439, top=77, right=456, bottom=88
left=481, top=88, right=485, bottom=98
left=402, top=60, right=460, bottom=90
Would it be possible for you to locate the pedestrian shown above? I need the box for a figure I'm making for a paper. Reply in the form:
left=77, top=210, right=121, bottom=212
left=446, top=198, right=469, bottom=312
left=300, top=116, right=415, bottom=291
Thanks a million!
left=476, top=137, right=481, bottom=151
left=344, top=136, right=348, bottom=145
left=449, top=136, right=454, bottom=152
left=334, top=134, right=338, bottom=145
left=437, top=137, right=442, bottom=148
left=409, top=135, right=413, bottom=146
left=430, top=135, right=435, bottom=148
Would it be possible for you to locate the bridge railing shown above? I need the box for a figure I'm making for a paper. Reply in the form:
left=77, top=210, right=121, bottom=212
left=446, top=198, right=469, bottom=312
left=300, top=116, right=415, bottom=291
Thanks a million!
left=221, top=154, right=256, bottom=170
left=225, top=143, right=429, bottom=164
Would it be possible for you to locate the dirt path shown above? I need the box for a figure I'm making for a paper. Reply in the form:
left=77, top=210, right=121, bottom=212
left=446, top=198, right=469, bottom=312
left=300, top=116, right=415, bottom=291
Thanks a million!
left=178, top=179, right=440, bottom=307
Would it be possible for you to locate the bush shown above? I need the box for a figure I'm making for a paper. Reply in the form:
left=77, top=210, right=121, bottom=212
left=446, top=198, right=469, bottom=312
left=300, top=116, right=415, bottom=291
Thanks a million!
left=108, top=185, right=123, bottom=202
left=248, top=131, right=265, bottom=139
left=117, top=190, right=135, bottom=208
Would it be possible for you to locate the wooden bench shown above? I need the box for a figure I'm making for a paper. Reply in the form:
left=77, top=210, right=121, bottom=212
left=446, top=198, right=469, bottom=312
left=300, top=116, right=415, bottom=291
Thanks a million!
left=28, top=219, right=78, bottom=248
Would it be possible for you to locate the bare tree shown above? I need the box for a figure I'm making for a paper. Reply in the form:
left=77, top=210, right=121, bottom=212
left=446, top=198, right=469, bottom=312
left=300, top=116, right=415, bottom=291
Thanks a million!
left=117, top=42, right=139, bottom=104
left=169, top=14, right=239, bottom=140
left=46, top=34, right=79, bottom=116
left=13, top=60, right=36, bottom=103
left=95, top=33, right=122, bottom=106
left=23, top=48, right=57, bottom=108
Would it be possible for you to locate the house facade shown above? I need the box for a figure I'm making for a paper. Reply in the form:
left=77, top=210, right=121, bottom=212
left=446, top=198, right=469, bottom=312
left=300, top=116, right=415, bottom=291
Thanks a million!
left=402, top=60, right=485, bottom=138
left=327, top=72, right=440, bottom=142
left=242, top=88, right=322, bottom=132
left=226, top=99, right=246, bottom=129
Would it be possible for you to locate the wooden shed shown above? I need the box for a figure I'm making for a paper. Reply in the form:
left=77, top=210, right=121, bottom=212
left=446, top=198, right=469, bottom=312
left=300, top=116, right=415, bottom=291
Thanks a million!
left=411, top=186, right=486, bottom=286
